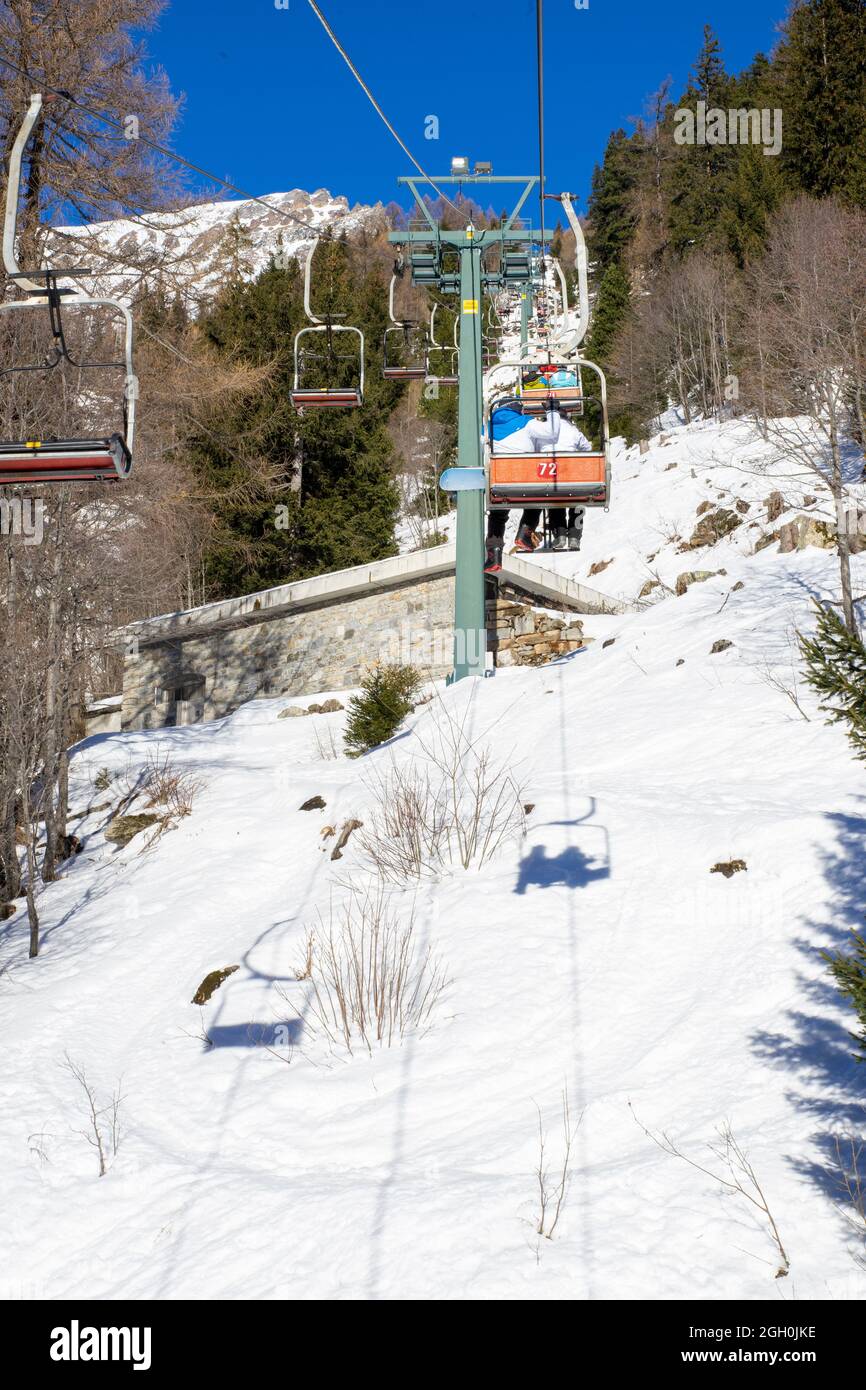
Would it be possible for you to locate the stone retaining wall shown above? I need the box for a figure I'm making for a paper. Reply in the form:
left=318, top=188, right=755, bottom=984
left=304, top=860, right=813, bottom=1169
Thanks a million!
left=486, top=599, right=587, bottom=668
left=122, top=562, right=607, bottom=732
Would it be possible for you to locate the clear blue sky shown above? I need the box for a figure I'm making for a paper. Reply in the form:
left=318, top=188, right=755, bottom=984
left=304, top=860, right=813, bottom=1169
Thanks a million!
left=143, top=0, right=788, bottom=216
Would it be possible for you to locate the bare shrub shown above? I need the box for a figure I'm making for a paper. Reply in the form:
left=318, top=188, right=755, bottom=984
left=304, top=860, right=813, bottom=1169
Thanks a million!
left=833, top=1132, right=866, bottom=1269
left=294, top=932, right=315, bottom=982
left=360, top=716, right=526, bottom=883
left=141, top=749, right=201, bottom=820
left=312, top=724, right=341, bottom=761
left=63, top=1054, right=124, bottom=1178
left=284, top=885, right=448, bottom=1057
left=535, top=1088, right=580, bottom=1243
left=631, top=1106, right=790, bottom=1277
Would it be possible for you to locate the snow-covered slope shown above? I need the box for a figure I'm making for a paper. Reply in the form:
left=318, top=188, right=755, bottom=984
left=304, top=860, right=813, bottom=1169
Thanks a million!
left=3, top=416, right=866, bottom=1301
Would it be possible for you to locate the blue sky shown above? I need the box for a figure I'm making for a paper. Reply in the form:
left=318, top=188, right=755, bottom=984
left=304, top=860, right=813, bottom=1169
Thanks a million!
left=143, top=0, right=788, bottom=217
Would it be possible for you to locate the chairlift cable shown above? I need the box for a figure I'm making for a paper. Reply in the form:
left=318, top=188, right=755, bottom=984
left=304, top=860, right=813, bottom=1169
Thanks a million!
left=305, top=0, right=464, bottom=220
left=535, top=0, right=548, bottom=353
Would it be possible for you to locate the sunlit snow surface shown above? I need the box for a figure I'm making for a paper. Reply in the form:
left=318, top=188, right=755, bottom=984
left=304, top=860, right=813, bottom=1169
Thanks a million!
left=2, top=415, right=866, bottom=1301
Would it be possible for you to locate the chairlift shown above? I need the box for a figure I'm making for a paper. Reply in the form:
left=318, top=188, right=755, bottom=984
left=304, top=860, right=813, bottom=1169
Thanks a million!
left=382, top=272, right=428, bottom=381
left=518, top=357, right=585, bottom=413
left=0, top=94, right=136, bottom=484
left=426, top=304, right=458, bottom=387
left=484, top=359, right=610, bottom=511
left=290, top=238, right=365, bottom=410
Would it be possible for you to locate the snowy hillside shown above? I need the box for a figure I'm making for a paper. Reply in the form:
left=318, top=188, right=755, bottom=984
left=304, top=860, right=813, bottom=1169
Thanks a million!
left=3, top=416, right=866, bottom=1301
left=50, top=187, right=385, bottom=306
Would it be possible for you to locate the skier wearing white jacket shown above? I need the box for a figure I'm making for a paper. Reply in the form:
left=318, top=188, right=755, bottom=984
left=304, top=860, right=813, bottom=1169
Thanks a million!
left=495, top=408, right=592, bottom=455
left=495, top=409, right=591, bottom=551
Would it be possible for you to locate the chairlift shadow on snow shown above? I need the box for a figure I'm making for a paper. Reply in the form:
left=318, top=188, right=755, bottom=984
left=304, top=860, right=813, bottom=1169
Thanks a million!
left=514, top=796, right=611, bottom=895
left=514, top=842, right=609, bottom=895
left=207, top=1019, right=304, bottom=1050
left=749, top=806, right=866, bottom=1206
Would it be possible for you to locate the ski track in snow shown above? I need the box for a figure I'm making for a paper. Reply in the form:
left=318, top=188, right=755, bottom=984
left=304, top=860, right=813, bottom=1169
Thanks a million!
left=2, top=415, right=866, bottom=1301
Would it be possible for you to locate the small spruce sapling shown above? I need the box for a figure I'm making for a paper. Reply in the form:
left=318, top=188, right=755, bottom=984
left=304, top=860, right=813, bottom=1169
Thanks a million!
left=799, top=601, right=866, bottom=759
left=343, top=664, right=422, bottom=757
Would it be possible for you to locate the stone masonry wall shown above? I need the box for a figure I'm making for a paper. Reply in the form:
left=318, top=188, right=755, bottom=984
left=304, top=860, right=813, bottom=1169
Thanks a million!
left=486, top=599, right=587, bottom=667
left=122, top=574, right=456, bottom=731
left=122, top=575, right=592, bottom=732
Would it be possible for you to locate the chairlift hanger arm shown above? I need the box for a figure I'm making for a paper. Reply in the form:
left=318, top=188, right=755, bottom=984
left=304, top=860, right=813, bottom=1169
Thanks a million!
left=3, top=93, right=45, bottom=292
left=302, top=238, right=323, bottom=325
left=545, top=192, right=589, bottom=348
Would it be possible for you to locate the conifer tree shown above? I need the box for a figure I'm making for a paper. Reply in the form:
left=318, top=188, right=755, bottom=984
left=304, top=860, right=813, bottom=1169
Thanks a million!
left=187, top=241, right=400, bottom=598
left=777, top=0, right=866, bottom=207
left=823, top=932, right=866, bottom=1063
left=586, top=262, right=631, bottom=368
left=800, top=602, right=866, bottom=758
left=665, top=27, right=737, bottom=254
left=586, top=130, right=642, bottom=272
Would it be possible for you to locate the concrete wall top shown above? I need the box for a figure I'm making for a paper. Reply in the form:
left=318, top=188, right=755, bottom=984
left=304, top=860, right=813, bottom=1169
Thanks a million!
left=124, top=542, right=635, bottom=647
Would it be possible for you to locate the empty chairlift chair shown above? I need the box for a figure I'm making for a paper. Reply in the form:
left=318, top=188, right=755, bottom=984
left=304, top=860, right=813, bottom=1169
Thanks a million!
left=382, top=272, right=429, bottom=381
left=290, top=238, right=365, bottom=411
left=0, top=94, right=136, bottom=484
left=426, top=303, right=458, bottom=387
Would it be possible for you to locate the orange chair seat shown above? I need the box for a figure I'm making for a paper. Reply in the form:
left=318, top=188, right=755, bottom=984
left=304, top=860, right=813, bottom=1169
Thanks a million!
left=489, top=451, right=607, bottom=505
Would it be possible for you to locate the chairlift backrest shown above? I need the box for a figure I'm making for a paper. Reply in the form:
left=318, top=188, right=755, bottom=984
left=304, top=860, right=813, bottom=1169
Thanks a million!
left=382, top=272, right=428, bottom=380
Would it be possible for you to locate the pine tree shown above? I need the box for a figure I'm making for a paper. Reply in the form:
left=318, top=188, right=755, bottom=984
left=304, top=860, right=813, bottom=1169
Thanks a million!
left=187, top=242, right=401, bottom=598
left=777, top=0, right=866, bottom=207
left=587, top=130, right=643, bottom=272
left=343, top=664, right=421, bottom=757
left=665, top=27, right=737, bottom=254
left=799, top=602, right=866, bottom=759
left=586, top=262, right=631, bottom=368
left=719, top=55, right=792, bottom=264
left=823, top=932, right=866, bottom=1062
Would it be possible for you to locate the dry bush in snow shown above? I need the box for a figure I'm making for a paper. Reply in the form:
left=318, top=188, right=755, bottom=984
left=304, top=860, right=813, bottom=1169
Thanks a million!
left=833, top=1132, right=866, bottom=1270
left=359, top=715, right=526, bottom=883
left=285, top=885, right=448, bottom=1057
left=63, top=1054, right=124, bottom=1178
left=631, top=1106, right=790, bottom=1278
left=141, top=749, right=201, bottom=820
left=535, top=1088, right=580, bottom=1243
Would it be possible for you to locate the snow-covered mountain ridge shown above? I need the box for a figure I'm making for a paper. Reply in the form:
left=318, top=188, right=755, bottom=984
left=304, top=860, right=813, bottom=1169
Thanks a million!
left=50, top=186, right=386, bottom=306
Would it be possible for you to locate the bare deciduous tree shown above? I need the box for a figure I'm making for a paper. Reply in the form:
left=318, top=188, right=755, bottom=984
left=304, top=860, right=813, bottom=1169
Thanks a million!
left=740, top=197, right=866, bottom=634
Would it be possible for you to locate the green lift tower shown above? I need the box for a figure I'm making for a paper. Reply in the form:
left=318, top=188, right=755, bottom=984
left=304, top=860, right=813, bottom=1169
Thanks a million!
left=389, top=173, right=543, bottom=683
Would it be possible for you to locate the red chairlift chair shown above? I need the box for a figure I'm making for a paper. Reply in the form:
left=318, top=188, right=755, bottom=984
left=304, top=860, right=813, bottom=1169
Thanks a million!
left=0, top=94, right=136, bottom=484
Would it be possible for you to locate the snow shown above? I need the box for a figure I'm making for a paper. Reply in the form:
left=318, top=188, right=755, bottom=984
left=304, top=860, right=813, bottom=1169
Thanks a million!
left=3, top=415, right=866, bottom=1301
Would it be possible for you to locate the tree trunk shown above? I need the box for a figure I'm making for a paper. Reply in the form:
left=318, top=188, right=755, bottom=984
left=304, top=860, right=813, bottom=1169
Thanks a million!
left=23, top=814, right=40, bottom=959
left=833, top=483, right=857, bottom=636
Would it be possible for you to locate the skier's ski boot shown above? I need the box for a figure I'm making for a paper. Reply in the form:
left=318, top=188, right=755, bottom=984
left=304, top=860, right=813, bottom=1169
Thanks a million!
left=484, top=541, right=503, bottom=575
left=513, top=524, right=539, bottom=553
left=551, top=525, right=568, bottom=551
left=567, top=529, right=582, bottom=551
